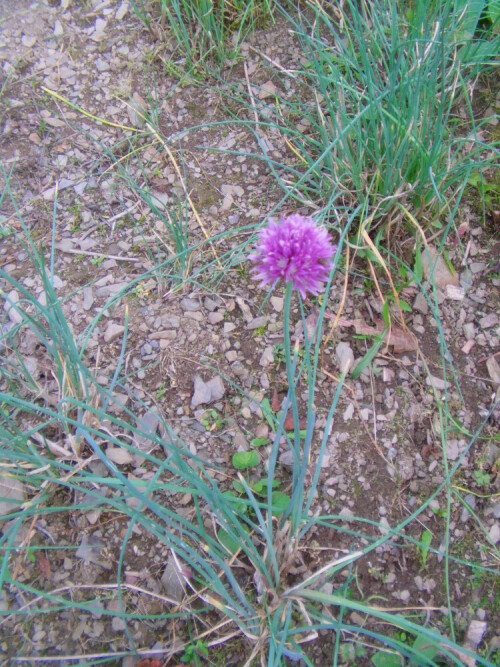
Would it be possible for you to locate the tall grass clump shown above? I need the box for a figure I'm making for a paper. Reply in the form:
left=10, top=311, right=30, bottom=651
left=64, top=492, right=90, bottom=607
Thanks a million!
left=130, top=0, right=275, bottom=71
left=231, top=0, right=499, bottom=235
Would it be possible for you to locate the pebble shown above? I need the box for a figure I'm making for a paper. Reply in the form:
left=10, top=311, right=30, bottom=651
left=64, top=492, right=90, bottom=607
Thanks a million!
left=104, top=322, right=125, bottom=343
left=208, top=311, right=224, bottom=324
left=180, top=297, right=200, bottom=312
left=413, top=292, right=429, bottom=314
left=488, top=523, right=500, bottom=544
left=259, top=346, right=274, bottom=367
left=479, top=313, right=498, bottom=329
left=460, top=494, right=476, bottom=522
left=3, top=289, right=22, bottom=324
left=247, top=315, right=268, bottom=330
left=463, top=322, right=475, bottom=340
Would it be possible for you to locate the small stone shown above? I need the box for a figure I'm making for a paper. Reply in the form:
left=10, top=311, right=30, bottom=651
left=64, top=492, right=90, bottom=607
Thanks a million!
left=270, top=296, right=283, bottom=313
left=378, top=517, right=390, bottom=535
left=479, top=313, right=499, bottom=329
left=460, top=494, right=476, bottom=523
left=104, top=322, right=125, bottom=343
left=116, top=1, right=129, bottom=20
left=489, top=523, right=500, bottom=544
left=396, top=453, right=414, bottom=482
left=446, top=285, right=465, bottom=300
left=208, top=312, right=224, bottom=325
left=191, top=375, right=225, bottom=408
left=465, top=620, right=487, bottom=650
left=105, top=447, right=133, bottom=465
left=343, top=403, right=354, bottom=421
left=53, top=20, right=64, bottom=37
left=225, top=350, right=238, bottom=362
left=463, top=322, right=475, bottom=340
left=0, top=473, right=25, bottom=516
left=259, top=346, right=274, bottom=367
left=413, top=293, right=429, bottom=314
left=247, top=316, right=268, bottom=330
left=422, top=247, right=459, bottom=289
left=111, top=616, right=126, bottom=632
left=336, top=342, right=354, bottom=374
left=223, top=322, right=236, bottom=334
left=161, top=556, right=186, bottom=602
left=22, top=34, right=37, bottom=47
left=180, top=297, right=200, bottom=312
left=82, top=287, right=94, bottom=311
left=3, top=289, right=22, bottom=324
left=470, top=262, right=486, bottom=274
left=204, top=297, right=219, bottom=312
left=425, top=375, right=450, bottom=391
left=258, top=80, right=278, bottom=99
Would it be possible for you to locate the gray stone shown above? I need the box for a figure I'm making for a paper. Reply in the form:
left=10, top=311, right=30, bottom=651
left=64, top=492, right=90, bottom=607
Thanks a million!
left=479, top=313, right=499, bottom=329
left=104, top=322, right=125, bottom=343
left=161, top=556, right=185, bottom=603
left=180, top=297, right=200, bottom=312
left=336, top=342, right=354, bottom=374
left=191, top=375, right=225, bottom=408
left=208, top=312, right=224, bottom=324
left=413, top=292, right=429, bottom=315
left=247, top=316, right=268, bottom=330
left=0, top=474, right=25, bottom=517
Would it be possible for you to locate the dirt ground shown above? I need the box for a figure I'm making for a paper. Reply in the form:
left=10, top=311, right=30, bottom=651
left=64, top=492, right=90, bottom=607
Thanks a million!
left=0, top=1, right=499, bottom=665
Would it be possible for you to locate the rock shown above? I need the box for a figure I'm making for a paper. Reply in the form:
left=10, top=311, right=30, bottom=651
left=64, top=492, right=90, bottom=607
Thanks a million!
left=247, top=316, right=268, bottom=330
left=479, top=313, right=499, bottom=329
left=208, top=312, right=224, bottom=324
left=53, top=20, right=64, bottom=37
left=191, top=375, right=225, bottom=408
left=413, top=292, right=429, bottom=314
left=235, top=296, right=253, bottom=322
left=127, top=92, right=148, bottom=128
left=336, top=342, right=354, bottom=374
left=465, top=620, right=487, bottom=651
left=489, top=523, right=500, bottom=544
left=422, top=247, right=459, bottom=289
left=105, top=447, right=133, bottom=465
left=463, top=322, right=475, bottom=340
left=446, top=285, right=465, bottom=300
left=82, top=286, right=94, bottom=311
left=343, top=403, right=354, bottom=421
left=3, top=290, right=22, bottom=325
left=0, top=474, right=25, bottom=516
left=396, top=453, right=414, bottom=482
left=116, top=1, right=129, bottom=20
left=135, top=409, right=161, bottom=449
left=425, top=375, right=451, bottom=391
left=258, top=80, right=278, bottom=99
left=161, top=556, right=185, bottom=602
left=270, top=296, right=283, bottom=312
left=279, top=451, right=296, bottom=469
left=104, top=322, right=125, bottom=343
left=180, top=297, right=200, bottom=312
left=259, top=346, right=274, bottom=367
left=486, top=356, right=500, bottom=385
left=460, top=494, right=476, bottom=523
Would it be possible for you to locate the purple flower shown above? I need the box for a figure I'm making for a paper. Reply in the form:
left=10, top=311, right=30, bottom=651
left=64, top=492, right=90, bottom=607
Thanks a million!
left=249, top=214, right=336, bottom=299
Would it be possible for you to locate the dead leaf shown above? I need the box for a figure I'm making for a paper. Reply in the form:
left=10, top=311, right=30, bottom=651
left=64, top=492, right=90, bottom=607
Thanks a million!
left=283, top=412, right=307, bottom=432
left=37, top=553, right=51, bottom=580
left=336, top=318, right=418, bottom=353
left=271, top=388, right=280, bottom=413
